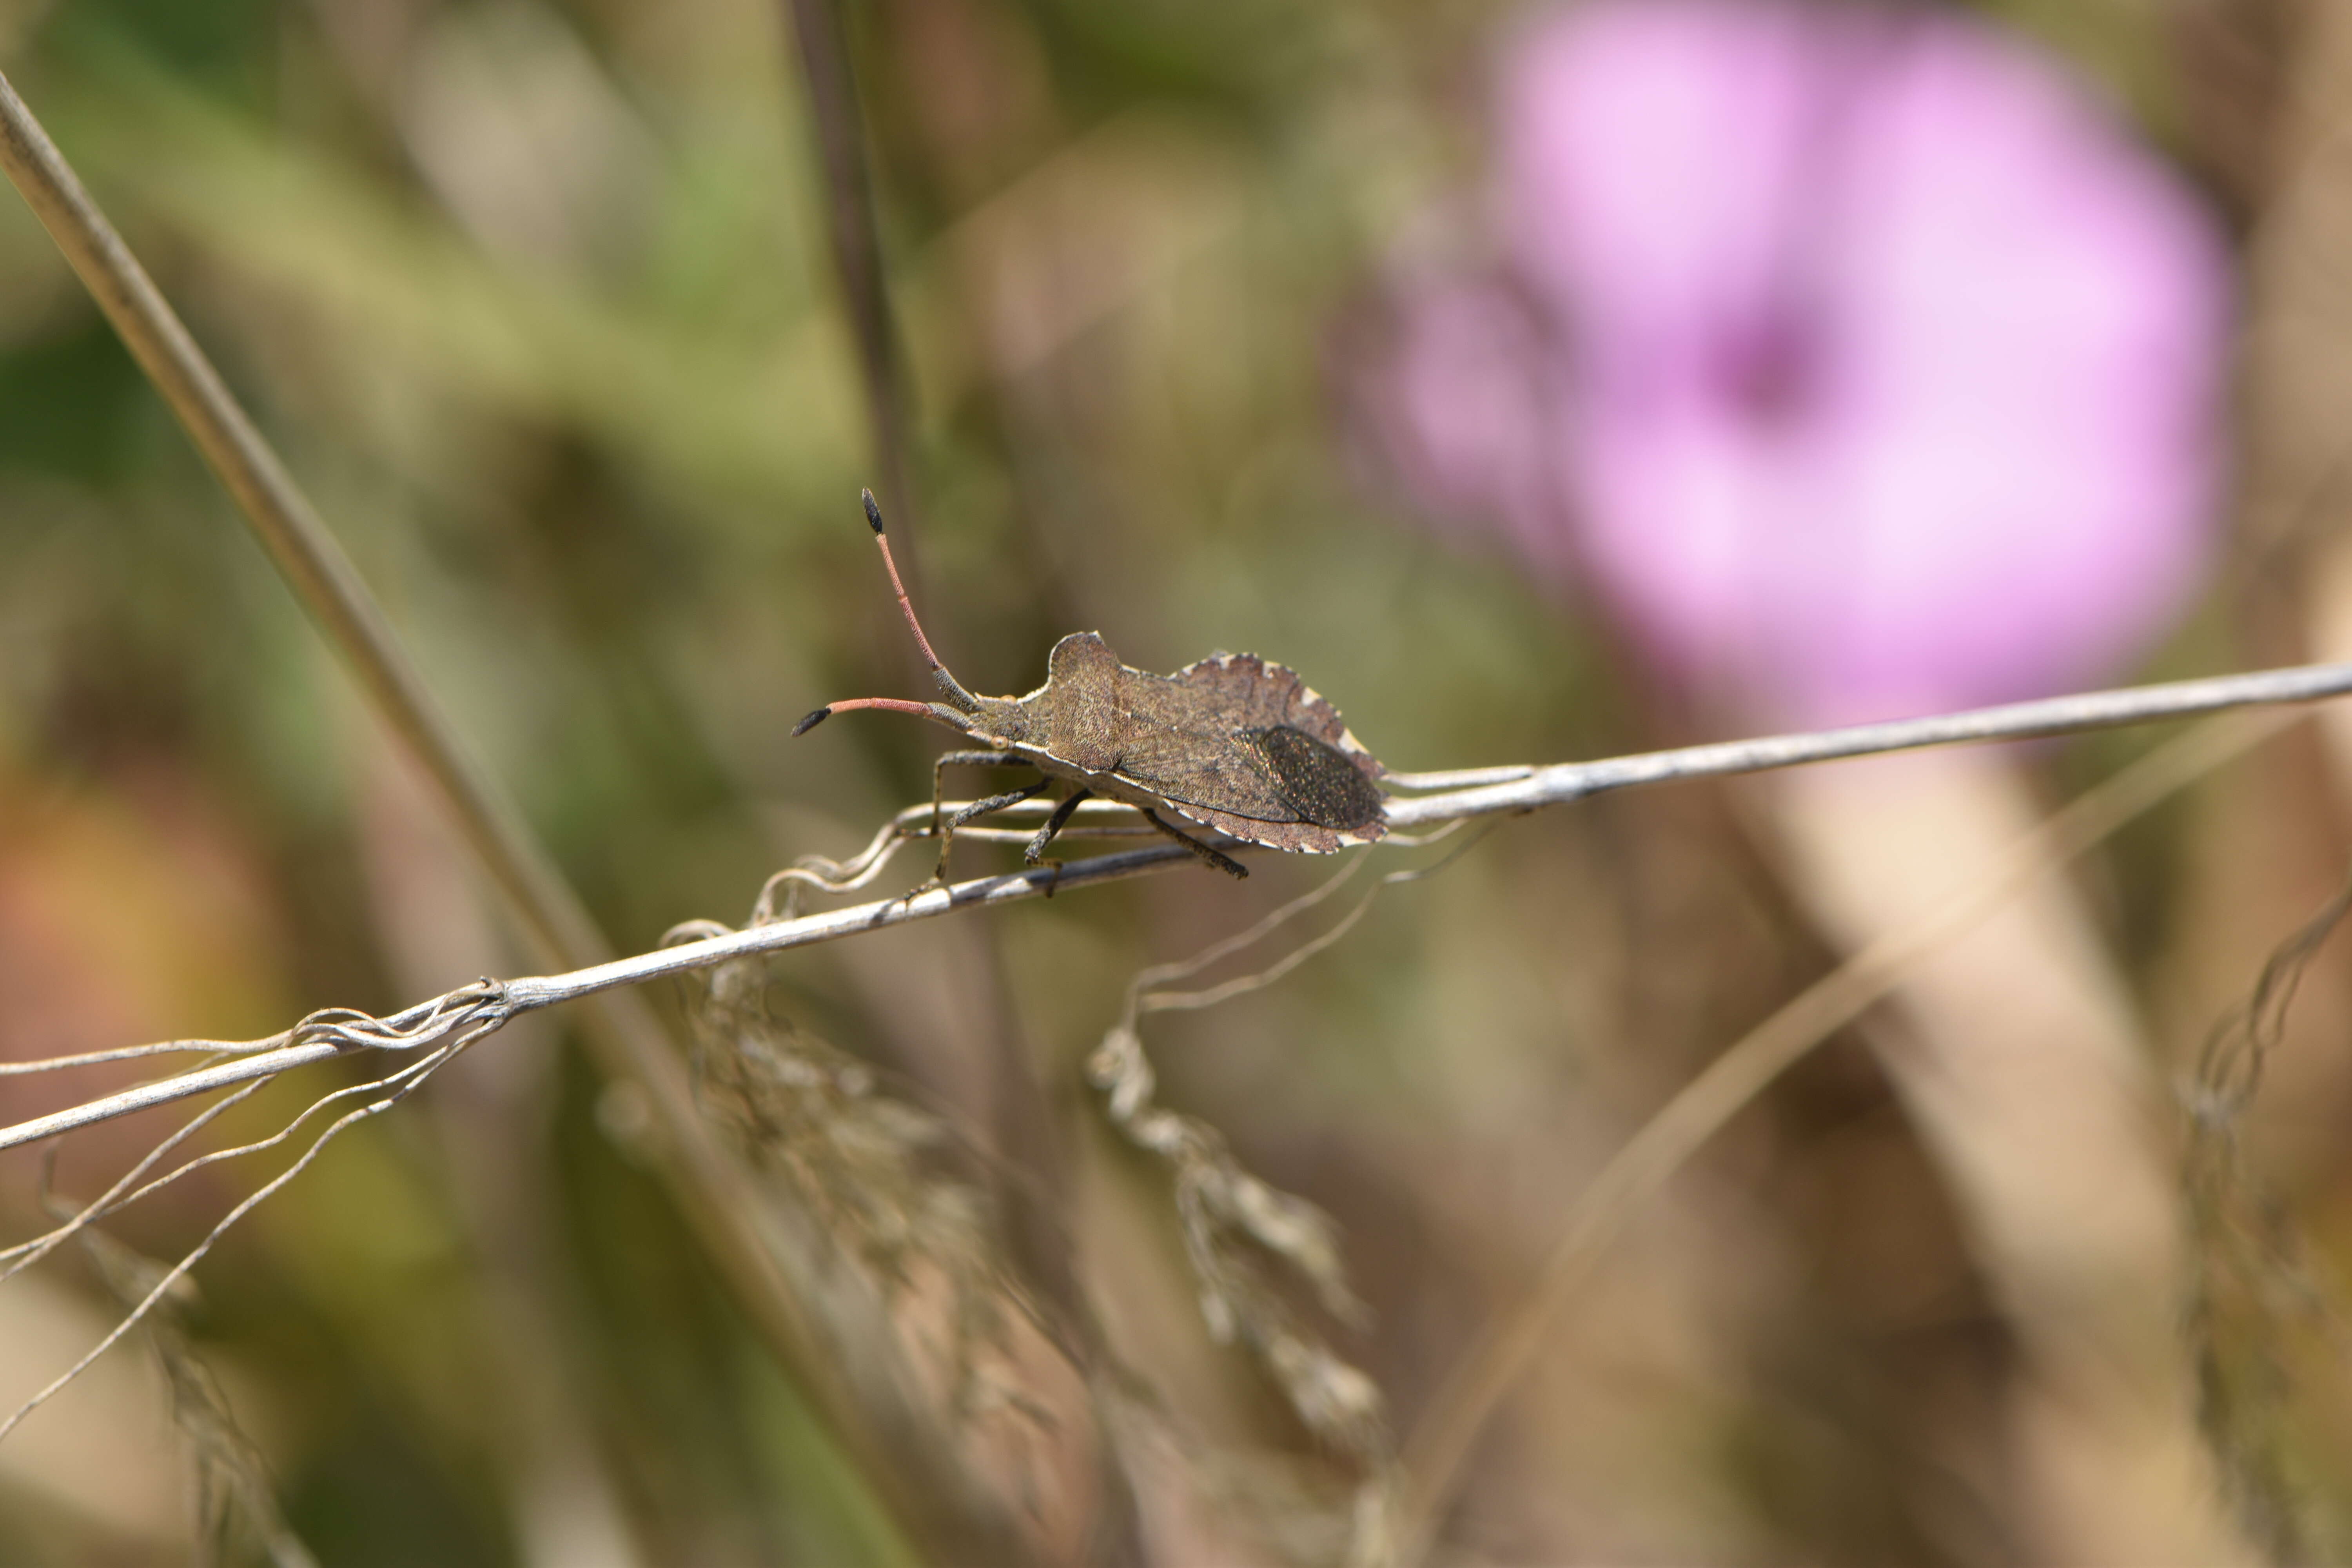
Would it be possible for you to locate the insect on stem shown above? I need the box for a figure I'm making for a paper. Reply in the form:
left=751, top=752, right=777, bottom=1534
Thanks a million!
left=795, top=486, right=1388, bottom=865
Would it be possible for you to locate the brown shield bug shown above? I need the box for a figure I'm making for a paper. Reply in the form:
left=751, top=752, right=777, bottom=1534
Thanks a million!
left=793, top=492, right=1389, bottom=882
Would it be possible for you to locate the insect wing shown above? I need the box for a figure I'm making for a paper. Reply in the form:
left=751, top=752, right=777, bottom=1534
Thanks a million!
left=1238, top=726, right=1386, bottom=831
left=1115, top=653, right=1389, bottom=850
left=1108, top=679, right=1301, bottom=821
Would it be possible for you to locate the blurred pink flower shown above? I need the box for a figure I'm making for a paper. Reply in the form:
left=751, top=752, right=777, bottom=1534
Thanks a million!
left=1367, top=0, right=2234, bottom=726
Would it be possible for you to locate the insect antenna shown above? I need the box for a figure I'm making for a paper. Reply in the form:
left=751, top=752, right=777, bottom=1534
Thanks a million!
left=791, top=490, right=986, bottom=737
left=864, top=490, right=982, bottom=712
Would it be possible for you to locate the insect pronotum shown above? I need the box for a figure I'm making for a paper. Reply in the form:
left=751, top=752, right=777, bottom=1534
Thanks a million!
left=794, top=492, right=1390, bottom=882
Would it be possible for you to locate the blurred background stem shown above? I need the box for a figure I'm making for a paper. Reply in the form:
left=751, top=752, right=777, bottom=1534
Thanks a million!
left=774, top=5, right=1146, bottom=1556
left=0, top=59, right=1024, bottom=1568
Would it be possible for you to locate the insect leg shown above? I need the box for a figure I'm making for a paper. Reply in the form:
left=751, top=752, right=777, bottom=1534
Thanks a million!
left=1141, top=809, right=1249, bottom=880
left=1024, top=787, right=1094, bottom=896
left=931, top=749, right=1033, bottom=845
left=935, top=775, right=1052, bottom=884
left=1024, top=788, right=1093, bottom=866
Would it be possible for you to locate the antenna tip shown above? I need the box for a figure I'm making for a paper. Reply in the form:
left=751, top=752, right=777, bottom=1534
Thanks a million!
left=860, top=490, right=885, bottom=534
left=791, top=706, right=832, bottom=737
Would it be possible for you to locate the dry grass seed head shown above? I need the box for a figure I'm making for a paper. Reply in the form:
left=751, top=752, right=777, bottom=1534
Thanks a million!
left=669, top=917, right=1038, bottom=1439
left=2178, top=860, right=2352, bottom=1561
left=57, top=1205, right=315, bottom=1568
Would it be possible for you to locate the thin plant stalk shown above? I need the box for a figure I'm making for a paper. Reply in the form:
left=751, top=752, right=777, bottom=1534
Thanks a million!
left=10, top=662, right=2351, bottom=1154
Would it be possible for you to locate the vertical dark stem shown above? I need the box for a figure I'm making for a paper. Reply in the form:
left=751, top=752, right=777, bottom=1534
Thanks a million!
left=776, top=9, right=1146, bottom=1561
left=782, top=0, right=921, bottom=562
